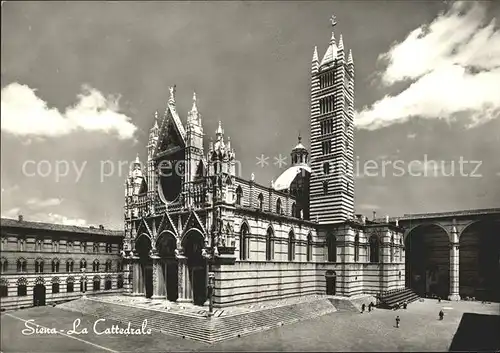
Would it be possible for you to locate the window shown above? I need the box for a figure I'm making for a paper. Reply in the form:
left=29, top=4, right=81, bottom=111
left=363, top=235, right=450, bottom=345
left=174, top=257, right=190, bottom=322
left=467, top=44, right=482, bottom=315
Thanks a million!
left=354, top=232, right=360, bottom=262
left=323, top=181, right=328, bottom=195
left=321, top=140, right=331, bottom=155
left=80, top=259, right=86, bottom=271
left=0, top=258, right=7, bottom=273
left=80, top=241, right=87, bottom=253
left=276, top=198, right=282, bottom=214
left=117, top=261, right=123, bottom=272
left=307, top=234, right=313, bottom=262
left=369, top=235, right=380, bottom=263
left=66, top=277, right=75, bottom=293
left=93, top=243, right=99, bottom=253
left=235, top=186, right=243, bottom=206
left=288, top=231, right=295, bottom=261
left=66, top=259, right=74, bottom=272
left=106, top=243, right=112, bottom=253
left=80, top=279, right=87, bottom=292
left=93, top=276, right=100, bottom=291
left=67, top=241, right=73, bottom=252
left=265, top=227, right=274, bottom=261
left=52, top=239, right=59, bottom=252
left=291, top=203, right=296, bottom=218
left=258, top=193, right=264, bottom=211
left=17, top=278, right=27, bottom=296
left=52, top=279, right=60, bottom=294
left=105, top=276, right=112, bottom=290
left=323, top=162, right=330, bottom=175
left=18, top=237, right=26, bottom=252
left=17, top=258, right=27, bottom=273
left=105, top=260, right=112, bottom=272
left=51, top=259, right=60, bottom=273
left=93, top=260, right=100, bottom=272
left=400, top=237, right=403, bottom=261
left=117, top=275, right=124, bottom=289
left=239, top=223, right=250, bottom=261
left=0, top=279, right=8, bottom=297
left=1, top=237, right=7, bottom=251
left=35, top=258, right=44, bottom=273
left=327, top=234, right=337, bottom=262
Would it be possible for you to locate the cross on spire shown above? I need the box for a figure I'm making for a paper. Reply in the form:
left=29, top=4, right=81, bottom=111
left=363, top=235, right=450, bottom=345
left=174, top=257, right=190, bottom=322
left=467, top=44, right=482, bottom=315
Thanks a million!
left=330, top=14, right=337, bottom=28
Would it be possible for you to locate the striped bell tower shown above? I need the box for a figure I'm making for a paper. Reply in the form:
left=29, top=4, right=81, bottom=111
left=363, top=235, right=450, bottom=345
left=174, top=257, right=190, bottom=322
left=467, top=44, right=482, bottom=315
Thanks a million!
left=309, top=15, right=355, bottom=224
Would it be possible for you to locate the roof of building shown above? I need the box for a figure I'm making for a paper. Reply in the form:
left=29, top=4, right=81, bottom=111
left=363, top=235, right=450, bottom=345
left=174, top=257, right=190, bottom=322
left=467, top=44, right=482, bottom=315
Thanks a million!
left=0, top=218, right=123, bottom=236
left=273, top=165, right=311, bottom=191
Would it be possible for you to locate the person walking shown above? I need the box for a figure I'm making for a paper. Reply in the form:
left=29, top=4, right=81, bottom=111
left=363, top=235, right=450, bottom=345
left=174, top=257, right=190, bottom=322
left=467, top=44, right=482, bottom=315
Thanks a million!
left=361, top=303, right=366, bottom=313
left=395, top=315, right=400, bottom=328
left=439, top=310, right=444, bottom=320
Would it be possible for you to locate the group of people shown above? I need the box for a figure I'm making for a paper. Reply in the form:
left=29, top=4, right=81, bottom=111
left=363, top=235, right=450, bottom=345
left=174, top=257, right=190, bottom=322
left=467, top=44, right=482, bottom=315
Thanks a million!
left=360, top=302, right=376, bottom=313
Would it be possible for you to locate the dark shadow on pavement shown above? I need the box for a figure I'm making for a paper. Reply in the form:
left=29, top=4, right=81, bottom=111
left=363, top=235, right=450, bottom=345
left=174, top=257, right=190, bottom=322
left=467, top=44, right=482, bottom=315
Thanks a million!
left=448, top=313, right=500, bottom=352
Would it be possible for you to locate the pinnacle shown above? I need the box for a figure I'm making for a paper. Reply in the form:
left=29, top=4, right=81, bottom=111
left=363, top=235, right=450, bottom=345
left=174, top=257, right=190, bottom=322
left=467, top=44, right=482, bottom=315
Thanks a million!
left=329, top=31, right=336, bottom=45
left=338, top=34, right=344, bottom=50
left=348, top=49, right=354, bottom=65
left=312, top=46, right=318, bottom=62
left=191, top=91, right=198, bottom=113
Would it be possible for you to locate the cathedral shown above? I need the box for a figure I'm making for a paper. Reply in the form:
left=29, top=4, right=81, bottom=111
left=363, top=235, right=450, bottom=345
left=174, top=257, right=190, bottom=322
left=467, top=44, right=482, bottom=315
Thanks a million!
left=122, top=23, right=405, bottom=308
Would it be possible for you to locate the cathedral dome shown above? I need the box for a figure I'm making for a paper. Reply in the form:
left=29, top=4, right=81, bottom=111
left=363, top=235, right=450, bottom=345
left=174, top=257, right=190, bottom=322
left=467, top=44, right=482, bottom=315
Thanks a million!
left=273, top=164, right=311, bottom=191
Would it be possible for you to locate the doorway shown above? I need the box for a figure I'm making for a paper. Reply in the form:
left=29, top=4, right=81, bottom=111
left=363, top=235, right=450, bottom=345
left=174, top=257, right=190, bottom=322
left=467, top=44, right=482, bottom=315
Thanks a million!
left=166, top=262, right=178, bottom=301
left=33, top=284, right=46, bottom=306
left=326, top=271, right=336, bottom=295
left=192, top=267, right=207, bottom=306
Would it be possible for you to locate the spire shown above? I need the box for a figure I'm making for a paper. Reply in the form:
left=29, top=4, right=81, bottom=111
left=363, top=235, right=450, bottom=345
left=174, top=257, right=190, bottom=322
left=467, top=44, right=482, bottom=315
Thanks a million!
left=321, top=32, right=338, bottom=66
left=153, top=111, right=159, bottom=129
left=135, top=153, right=140, bottom=164
left=191, top=92, right=198, bottom=113
left=216, top=121, right=224, bottom=137
left=168, top=85, right=176, bottom=105
left=338, top=34, right=344, bottom=51
left=312, top=46, right=318, bottom=62
left=347, top=49, right=354, bottom=65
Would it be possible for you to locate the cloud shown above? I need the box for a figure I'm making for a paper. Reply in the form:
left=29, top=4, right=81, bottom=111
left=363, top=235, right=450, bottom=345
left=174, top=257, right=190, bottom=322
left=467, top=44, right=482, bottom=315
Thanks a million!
left=26, top=197, right=63, bottom=208
left=1, top=83, right=137, bottom=140
left=1, top=207, right=21, bottom=219
left=356, top=1, right=500, bottom=130
left=358, top=204, right=380, bottom=210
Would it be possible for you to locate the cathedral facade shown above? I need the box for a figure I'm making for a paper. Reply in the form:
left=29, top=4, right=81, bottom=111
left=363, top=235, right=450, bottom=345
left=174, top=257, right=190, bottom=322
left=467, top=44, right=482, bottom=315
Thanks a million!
left=122, top=25, right=405, bottom=307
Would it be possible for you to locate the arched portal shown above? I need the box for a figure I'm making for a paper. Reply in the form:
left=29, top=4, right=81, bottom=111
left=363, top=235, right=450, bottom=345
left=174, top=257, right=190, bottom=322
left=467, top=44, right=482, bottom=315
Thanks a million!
left=405, top=224, right=450, bottom=298
left=183, top=229, right=207, bottom=306
left=135, top=234, right=153, bottom=298
left=459, top=220, right=500, bottom=301
left=157, top=231, right=178, bottom=301
left=33, top=283, right=46, bottom=306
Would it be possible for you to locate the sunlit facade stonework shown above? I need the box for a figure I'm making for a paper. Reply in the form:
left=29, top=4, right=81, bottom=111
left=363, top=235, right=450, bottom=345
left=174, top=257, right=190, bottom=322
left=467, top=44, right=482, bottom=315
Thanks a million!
left=0, top=217, right=124, bottom=311
left=122, top=24, right=406, bottom=308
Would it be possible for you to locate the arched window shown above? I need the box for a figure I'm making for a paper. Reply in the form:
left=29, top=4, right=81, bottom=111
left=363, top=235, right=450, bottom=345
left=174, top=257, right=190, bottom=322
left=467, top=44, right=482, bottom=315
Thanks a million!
left=105, top=275, right=112, bottom=290
left=307, top=233, right=313, bottom=262
left=66, top=259, right=74, bottom=272
left=93, top=260, right=100, bottom=272
left=327, top=234, right=337, bottom=262
left=117, top=261, right=123, bottom=272
left=265, top=227, right=274, bottom=261
left=93, top=243, right=99, bottom=253
left=288, top=230, right=295, bottom=261
left=323, top=181, right=328, bottom=195
left=106, top=243, right=112, bottom=253
left=390, top=233, right=395, bottom=263
left=258, top=193, right=264, bottom=211
left=235, top=186, right=243, bottom=206
left=291, top=203, right=296, bottom=218
left=369, top=234, right=380, bottom=263
left=354, top=232, right=360, bottom=262
left=276, top=198, right=282, bottom=214
left=117, top=275, right=124, bottom=289
left=80, top=241, right=87, bottom=253
left=0, top=278, right=8, bottom=297
left=239, top=223, right=250, bottom=260
left=0, top=258, right=7, bottom=273
left=105, top=260, right=112, bottom=272
left=80, top=259, right=86, bottom=271
left=66, top=277, right=75, bottom=293
left=323, top=162, right=330, bottom=175
left=399, top=236, right=403, bottom=261
left=17, top=277, right=27, bottom=296
left=80, top=277, right=87, bottom=292
left=52, top=259, right=60, bottom=273
left=35, top=238, right=43, bottom=251
left=17, top=258, right=27, bottom=273
left=67, top=241, right=73, bottom=252
left=52, top=239, right=59, bottom=252
left=35, top=258, right=44, bottom=273
left=51, top=277, right=60, bottom=294
left=18, top=237, right=26, bottom=252
left=93, top=276, right=100, bottom=291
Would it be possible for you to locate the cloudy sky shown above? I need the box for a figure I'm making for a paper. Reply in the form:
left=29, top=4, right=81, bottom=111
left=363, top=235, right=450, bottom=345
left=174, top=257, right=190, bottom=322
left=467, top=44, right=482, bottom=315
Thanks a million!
left=1, top=1, right=499, bottom=228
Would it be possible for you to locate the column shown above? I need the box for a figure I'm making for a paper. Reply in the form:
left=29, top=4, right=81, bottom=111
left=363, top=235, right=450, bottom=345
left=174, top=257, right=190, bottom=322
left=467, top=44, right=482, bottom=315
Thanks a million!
left=131, top=258, right=142, bottom=296
left=151, top=255, right=165, bottom=299
left=448, top=225, right=460, bottom=301
left=176, top=256, right=192, bottom=303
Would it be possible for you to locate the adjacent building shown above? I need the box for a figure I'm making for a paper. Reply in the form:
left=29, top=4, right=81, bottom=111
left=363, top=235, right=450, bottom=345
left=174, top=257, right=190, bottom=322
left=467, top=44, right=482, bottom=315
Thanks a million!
left=0, top=216, right=124, bottom=311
